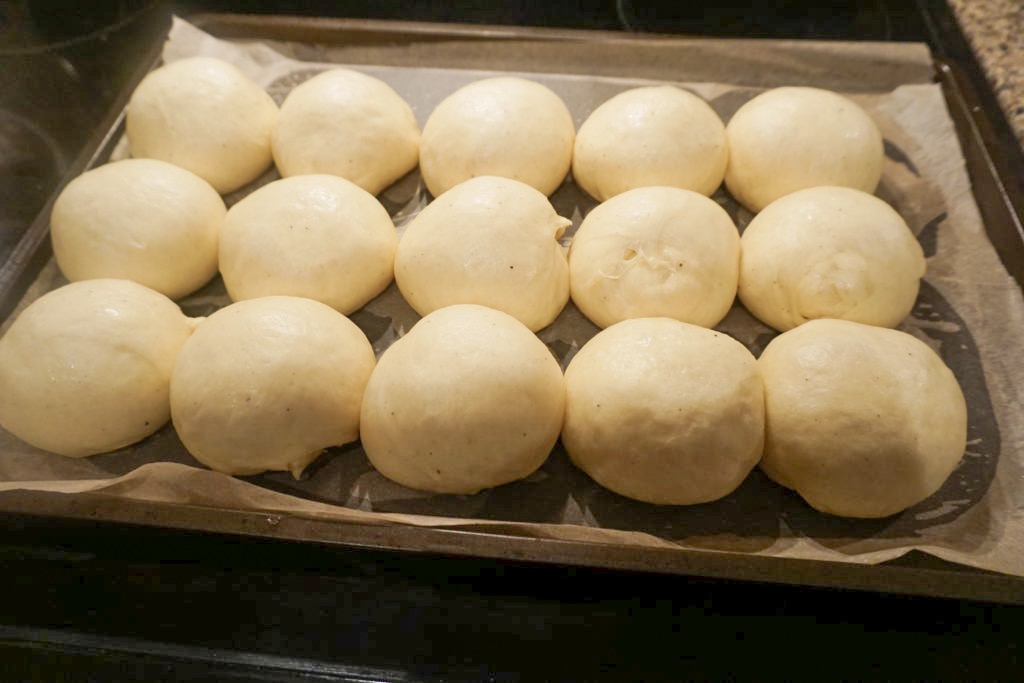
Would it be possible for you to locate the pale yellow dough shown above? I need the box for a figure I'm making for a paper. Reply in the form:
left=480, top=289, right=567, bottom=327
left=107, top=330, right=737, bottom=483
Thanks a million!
left=419, top=77, right=575, bottom=197
left=126, top=57, right=278, bottom=194
left=725, top=86, right=884, bottom=212
left=394, top=176, right=571, bottom=331
left=569, top=186, right=739, bottom=329
left=758, top=319, right=967, bottom=518
left=170, top=296, right=375, bottom=477
left=359, top=304, right=566, bottom=495
left=0, top=279, right=197, bottom=457
left=563, top=318, right=764, bottom=505
left=219, top=175, right=397, bottom=314
left=572, top=85, right=728, bottom=202
left=272, top=68, right=420, bottom=195
left=738, top=186, right=925, bottom=331
left=51, top=159, right=225, bottom=300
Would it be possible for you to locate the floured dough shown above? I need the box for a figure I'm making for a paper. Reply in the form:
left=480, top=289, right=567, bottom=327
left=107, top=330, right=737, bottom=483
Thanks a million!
left=419, top=77, right=575, bottom=197
left=572, top=85, right=728, bottom=202
left=0, top=279, right=198, bottom=457
left=51, top=159, right=225, bottom=300
left=738, top=186, right=925, bottom=331
left=394, top=176, right=571, bottom=331
left=759, top=318, right=967, bottom=518
left=359, top=304, right=565, bottom=494
left=170, top=296, right=375, bottom=477
left=569, top=186, right=739, bottom=329
left=126, top=57, right=278, bottom=193
left=562, top=317, right=764, bottom=505
left=725, top=86, right=884, bottom=212
left=272, top=68, right=420, bottom=195
left=219, top=174, right=397, bottom=314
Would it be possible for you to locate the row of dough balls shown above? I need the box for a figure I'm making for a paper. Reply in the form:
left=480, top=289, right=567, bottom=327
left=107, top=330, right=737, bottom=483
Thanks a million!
left=124, top=57, right=883, bottom=210
left=0, top=285, right=966, bottom=519
left=51, top=162, right=924, bottom=334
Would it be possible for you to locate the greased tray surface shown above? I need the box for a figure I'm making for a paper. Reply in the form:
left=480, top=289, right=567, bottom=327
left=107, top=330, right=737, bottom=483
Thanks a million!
left=1, top=14, right=1022, bottom=604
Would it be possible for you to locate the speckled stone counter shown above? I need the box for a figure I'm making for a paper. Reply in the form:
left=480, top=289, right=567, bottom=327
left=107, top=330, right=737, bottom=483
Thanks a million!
left=949, top=0, right=1024, bottom=147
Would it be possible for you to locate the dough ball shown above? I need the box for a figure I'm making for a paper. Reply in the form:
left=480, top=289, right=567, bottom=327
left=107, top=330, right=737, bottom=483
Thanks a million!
left=419, top=77, right=575, bottom=197
left=51, top=159, right=225, bottom=300
left=725, top=87, right=884, bottom=212
left=272, top=68, right=420, bottom=195
left=569, top=186, right=739, bottom=329
left=395, top=176, right=571, bottom=331
left=738, top=186, right=925, bottom=331
left=170, top=296, right=375, bottom=477
left=0, top=279, right=197, bottom=457
left=219, top=175, right=397, bottom=314
left=126, top=57, right=278, bottom=193
left=360, top=304, right=565, bottom=494
left=572, top=86, right=728, bottom=202
left=563, top=318, right=763, bottom=505
left=759, top=319, right=967, bottom=518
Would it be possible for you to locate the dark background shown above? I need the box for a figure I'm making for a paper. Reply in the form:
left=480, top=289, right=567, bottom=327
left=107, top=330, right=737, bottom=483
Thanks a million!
left=0, top=1, right=1021, bottom=679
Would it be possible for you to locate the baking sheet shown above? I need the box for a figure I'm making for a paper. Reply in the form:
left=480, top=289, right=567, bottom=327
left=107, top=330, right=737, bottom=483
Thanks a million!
left=1, top=17, right=1023, bottom=581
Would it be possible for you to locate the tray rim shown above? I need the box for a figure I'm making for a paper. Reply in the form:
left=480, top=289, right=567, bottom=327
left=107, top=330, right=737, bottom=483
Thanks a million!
left=1, top=12, right=1022, bottom=605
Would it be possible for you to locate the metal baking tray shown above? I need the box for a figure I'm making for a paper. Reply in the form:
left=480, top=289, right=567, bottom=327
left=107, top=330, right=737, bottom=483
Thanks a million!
left=1, top=13, right=1022, bottom=605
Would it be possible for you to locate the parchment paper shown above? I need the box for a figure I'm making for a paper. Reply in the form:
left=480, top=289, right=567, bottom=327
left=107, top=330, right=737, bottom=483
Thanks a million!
left=2, top=18, right=1023, bottom=578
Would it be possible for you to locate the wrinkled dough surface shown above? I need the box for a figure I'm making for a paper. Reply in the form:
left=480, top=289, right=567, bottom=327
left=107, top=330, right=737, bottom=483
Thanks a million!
left=569, top=186, right=739, bottom=329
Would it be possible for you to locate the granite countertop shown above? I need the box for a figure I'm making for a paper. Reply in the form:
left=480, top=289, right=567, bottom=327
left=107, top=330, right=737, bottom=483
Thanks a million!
left=949, top=0, right=1024, bottom=147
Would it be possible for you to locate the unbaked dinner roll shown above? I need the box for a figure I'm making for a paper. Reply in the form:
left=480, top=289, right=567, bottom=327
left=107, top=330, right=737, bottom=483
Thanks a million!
left=725, top=86, right=884, bottom=212
left=219, top=175, right=397, bottom=314
left=572, top=85, right=728, bottom=202
left=419, top=77, right=575, bottom=197
left=126, top=57, right=278, bottom=194
left=272, top=68, right=420, bottom=195
left=170, top=296, right=375, bottom=478
left=0, top=279, right=197, bottom=457
left=562, top=318, right=764, bottom=505
left=738, top=186, right=925, bottom=331
left=394, top=176, right=571, bottom=331
left=569, top=186, right=739, bottom=329
left=51, top=159, right=225, bottom=300
left=759, top=318, right=967, bottom=518
left=359, top=304, right=565, bottom=495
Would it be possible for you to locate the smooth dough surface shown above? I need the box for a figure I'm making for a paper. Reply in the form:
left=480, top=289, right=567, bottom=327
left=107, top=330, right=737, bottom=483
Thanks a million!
left=126, top=57, right=278, bottom=193
left=219, top=175, right=397, bottom=314
left=569, top=186, right=739, bottom=329
left=738, top=186, right=925, bottom=331
left=51, top=159, right=225, bottom=300
left=572, top=86, right=728, bottom=202
left=419, top=77, right=575, bottom=197
left=563, top=318, right=764, bottom=505
left=758, top=319, right=967, bottom=518
left=359, top=304, right=565, bottom=495
left=725, top=86, right=884, bottom=212
left=0, top=279, right=197, bottom=457
left=272, top=68, right=420, bottom=195
left=395, top=176, right=571, bottom=331
left=170, top=296, right=375, bottom=477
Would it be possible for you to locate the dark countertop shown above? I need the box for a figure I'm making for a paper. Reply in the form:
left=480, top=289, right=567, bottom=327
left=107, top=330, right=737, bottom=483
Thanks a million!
left=0, top=2, right=1022, bottom=680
